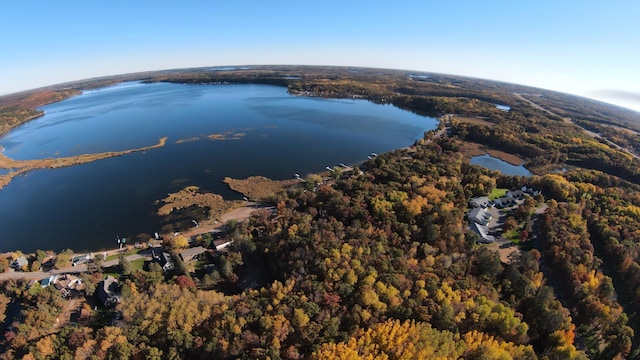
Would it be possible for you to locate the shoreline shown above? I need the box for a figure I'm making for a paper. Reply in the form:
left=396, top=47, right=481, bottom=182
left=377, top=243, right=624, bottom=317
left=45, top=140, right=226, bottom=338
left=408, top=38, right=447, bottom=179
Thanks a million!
left=0, top=202, right=268, bottom=277
left=0, top=112, right=45, bottom=138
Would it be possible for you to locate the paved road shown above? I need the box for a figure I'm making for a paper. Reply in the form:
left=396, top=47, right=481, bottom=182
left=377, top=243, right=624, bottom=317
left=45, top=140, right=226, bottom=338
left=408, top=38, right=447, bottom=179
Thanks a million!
left=0, top=252, right=153, bottom=281
left=0, top=203, right=267, bottom=281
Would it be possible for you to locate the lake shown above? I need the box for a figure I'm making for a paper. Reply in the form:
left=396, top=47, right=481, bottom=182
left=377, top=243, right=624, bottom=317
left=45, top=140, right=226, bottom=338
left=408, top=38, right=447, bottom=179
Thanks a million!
left=470, top=154, right=531, bottom=177
left=0, top=82, right=437, bottom=252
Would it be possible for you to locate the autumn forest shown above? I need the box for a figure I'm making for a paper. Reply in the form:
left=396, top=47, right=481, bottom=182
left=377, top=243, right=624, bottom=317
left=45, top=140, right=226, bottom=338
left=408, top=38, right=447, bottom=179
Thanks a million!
left=1, top=66, right=640, bottom=359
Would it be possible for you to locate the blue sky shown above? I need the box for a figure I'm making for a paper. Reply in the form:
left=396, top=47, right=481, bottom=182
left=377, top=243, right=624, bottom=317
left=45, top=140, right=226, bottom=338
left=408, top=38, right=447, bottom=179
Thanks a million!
left=1, top=1, right=639, bottom=111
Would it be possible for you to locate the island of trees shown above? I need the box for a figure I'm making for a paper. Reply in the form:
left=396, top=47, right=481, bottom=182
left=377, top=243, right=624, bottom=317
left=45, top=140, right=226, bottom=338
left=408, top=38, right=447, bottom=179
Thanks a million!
left=1, top=66, right=640, bottom=359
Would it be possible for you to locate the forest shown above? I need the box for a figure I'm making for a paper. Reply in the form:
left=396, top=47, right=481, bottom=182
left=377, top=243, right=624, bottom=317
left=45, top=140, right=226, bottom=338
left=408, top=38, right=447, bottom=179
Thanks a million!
left=1, top=66, right=640, bottom=359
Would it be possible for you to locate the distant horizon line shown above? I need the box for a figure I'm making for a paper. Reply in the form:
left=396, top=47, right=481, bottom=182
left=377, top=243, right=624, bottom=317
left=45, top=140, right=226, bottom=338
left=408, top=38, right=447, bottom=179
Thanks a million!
left=2, top=64, right=639, bottom=115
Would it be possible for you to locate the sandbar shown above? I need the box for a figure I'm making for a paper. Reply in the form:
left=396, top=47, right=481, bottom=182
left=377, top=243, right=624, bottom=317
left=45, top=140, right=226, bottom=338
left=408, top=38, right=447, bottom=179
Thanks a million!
left=0, top=137, right=167, bottom=190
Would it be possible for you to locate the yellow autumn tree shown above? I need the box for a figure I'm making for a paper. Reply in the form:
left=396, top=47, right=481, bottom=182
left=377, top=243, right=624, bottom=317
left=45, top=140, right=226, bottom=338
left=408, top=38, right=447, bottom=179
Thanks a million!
left=34, top=335, right=56, bottom=358
left=402, top=195, right=429, bottom=216
left=167, top=235, right=189, bottom=249
left=312, top=319, right=535, bottom=360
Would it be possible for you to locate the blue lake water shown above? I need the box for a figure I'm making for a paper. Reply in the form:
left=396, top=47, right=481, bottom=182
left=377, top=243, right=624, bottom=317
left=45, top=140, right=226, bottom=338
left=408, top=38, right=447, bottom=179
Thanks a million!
left=0, top=82, right=437, bottom=252
left=470, top=154, right=531, bottom=177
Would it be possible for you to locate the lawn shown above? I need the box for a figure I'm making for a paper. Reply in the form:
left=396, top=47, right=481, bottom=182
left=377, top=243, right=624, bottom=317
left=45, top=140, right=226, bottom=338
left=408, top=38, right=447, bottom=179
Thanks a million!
left=503, top=228, right=520, bottom=244
left=105, top=249, right=141, bottom=261
left=101, top=267, right=120, bottom=278
left=105, top=254, right=119, bottom=262
left=101, top=257, right=146, bottom=275
left=130, top=258, right=146, bottom=272
left=489, top=187, right=508, bottom=200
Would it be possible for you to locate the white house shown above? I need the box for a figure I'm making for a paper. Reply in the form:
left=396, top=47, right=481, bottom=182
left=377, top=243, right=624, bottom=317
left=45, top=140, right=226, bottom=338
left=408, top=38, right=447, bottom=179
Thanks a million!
left=469, top=196, right=490, bottom=208
left=471, top=222, right=495, bottom=243
left=494, top=196, right=515, bottom=208
left=158, top=252, right=175, bottom=272
left=468, top=207, right=492, bottom=226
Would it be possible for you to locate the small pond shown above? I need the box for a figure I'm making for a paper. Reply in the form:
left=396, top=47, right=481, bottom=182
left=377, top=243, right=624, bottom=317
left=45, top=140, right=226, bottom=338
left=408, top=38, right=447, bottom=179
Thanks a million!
left=470, top=154, right=531, bottom=176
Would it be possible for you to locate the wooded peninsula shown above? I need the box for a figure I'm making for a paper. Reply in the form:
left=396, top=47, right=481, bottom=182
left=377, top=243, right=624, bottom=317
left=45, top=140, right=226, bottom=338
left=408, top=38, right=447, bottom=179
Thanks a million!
left=1, top=66, right=640, bottom=359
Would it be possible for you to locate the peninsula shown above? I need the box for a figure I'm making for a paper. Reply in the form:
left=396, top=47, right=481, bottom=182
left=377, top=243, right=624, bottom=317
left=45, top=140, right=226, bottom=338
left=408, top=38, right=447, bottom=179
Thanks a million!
left=0, top=137, right=167, bottom=189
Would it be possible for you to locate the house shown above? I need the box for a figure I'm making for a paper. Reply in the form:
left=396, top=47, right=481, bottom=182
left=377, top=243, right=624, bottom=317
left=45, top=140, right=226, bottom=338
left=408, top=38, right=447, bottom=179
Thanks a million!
left=470, top=222, right=495, bottom=243
left=494, top=196, right=515, bottom=208
left=522, top=186, right=541, bottom=197
left=56, top=274, right=85, bottom=291
left=157, top=252, right=175, bottom=272
left=468, top=207, right=492, bottom=226
left=507, top=190, right=526, bottom=200
left=179, top=246, right=207, bottom=263
left=11, top=256, right=28, bottom=270
left=97, top=276, right=120, bottom=307
left=40, top=275, right=59, bottom=288
left=72, top=254, right=91, bottom=266
left=469, top=196, right=490, bottom=208
left=69, top=278, right=85, bottom=291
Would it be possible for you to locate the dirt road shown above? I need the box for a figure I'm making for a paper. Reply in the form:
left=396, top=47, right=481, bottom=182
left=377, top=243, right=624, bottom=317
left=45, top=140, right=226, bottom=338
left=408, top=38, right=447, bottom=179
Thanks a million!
left=174, top=202, right=270, bottom=239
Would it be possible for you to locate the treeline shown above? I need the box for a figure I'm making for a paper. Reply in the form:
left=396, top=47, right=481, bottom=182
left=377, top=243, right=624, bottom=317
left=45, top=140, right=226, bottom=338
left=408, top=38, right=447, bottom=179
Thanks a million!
left=149, top=73, right=294, bottom=87
left=391, top=95, right=504, bottom=117
left=0, top=108, right=42, bottom=135
left=0, top=89, right=80, bottom=135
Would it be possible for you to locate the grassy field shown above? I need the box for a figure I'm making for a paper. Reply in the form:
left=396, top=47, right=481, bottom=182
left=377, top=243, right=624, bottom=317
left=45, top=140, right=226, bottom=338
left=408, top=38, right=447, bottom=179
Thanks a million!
left=453, top=115, right=495, bottom=127
left=101, top=257, right=146, bottom=275
left=489, top=187, right=508, bottom=200
left=130, top=258, right=146, bottom=272
left=503, top=228, right=520, bottom=243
